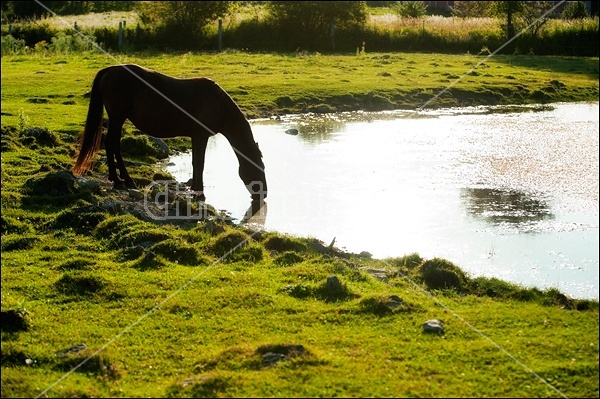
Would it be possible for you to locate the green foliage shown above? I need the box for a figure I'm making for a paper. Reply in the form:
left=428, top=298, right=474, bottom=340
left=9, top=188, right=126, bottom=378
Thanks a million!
left=273, top=250, right=305, bottom=266
left=137, top=1, right=230, bottom=49
left=2, top=8, right=598, bottom=55
left=392, top=1, right=428, bottom=18
left=47, top=31, right=98, bottom=53
left=1, top=1, right=136, bottom=20
left=418, top=257, right=469, bottom=291
left=150, top=239, right=205, bottom=266
left=208, top=229, right=252, bottom=258
left=19, top=126, right=59, bottom=147
left=266, top=1, right=367, bottom=47
left=262, top=233, right=308, bottom=253
left=451, top=1, right=492, bottom=18
left=517, top=1, right=557, bottom=37
left=490, top=1, right=525, bottom=39
left=1, top=34, right=26, bottom=55
left=121, top=135, right=159, bottom=158
left=562, top=1, right=590, bottom=19
left=54, top=272, right=107, bottom=296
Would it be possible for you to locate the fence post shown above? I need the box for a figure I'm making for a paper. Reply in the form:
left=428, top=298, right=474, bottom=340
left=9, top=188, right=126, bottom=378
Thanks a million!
left=118, top=21, right=123, bottom=51
left=329, top=17, right=335, bottom=50
left=218, top=19, right=223, bottom=51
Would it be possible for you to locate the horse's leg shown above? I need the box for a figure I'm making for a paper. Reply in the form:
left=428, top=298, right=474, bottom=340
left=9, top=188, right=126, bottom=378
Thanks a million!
left=191, top=134, right=209, bottom=201
left=114, top=135, right=136, bottom=189
left=105, top=118, right=124, bottom=189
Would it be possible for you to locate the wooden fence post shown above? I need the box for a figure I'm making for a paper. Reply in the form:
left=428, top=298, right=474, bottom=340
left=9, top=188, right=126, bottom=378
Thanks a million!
left=329, top=17, right=335, bottom=50
left=218, top=19, right=223, bottom=51
left=118, top=21, right=123, bottom=51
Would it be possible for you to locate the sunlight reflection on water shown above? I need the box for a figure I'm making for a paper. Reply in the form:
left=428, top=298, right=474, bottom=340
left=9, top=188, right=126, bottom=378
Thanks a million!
left=164, top=102, right=599, bottom=299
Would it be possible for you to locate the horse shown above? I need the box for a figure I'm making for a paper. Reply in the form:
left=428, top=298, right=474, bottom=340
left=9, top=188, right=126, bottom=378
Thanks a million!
left=71, top=64, right=267, bottom=202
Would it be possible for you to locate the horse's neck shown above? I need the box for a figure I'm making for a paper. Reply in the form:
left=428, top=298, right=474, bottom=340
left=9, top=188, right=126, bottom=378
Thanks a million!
left=222, top=118, right=261, bottom=167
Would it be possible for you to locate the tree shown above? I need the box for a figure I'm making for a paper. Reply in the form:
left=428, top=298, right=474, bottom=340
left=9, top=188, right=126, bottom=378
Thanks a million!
left=450, top=1, right=492, bottom=18
left=490, top=1, right=524, bottom=39
left=266, top=1, right=367, bottom=46
left=137, top=1, right=231, bottom=36
left=393, top=1, right=428, bottom=18
left=561, top=1, right=589, bottom=19
left=518, top=1, right=557, bottom=36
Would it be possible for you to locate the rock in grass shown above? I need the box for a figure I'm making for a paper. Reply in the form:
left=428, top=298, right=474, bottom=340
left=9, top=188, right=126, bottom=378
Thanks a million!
left=56, top=343, right=87, bottom=357
left=422, top=319, right=444, bottom=334
left=285, top=128, right=299, bottom=135
left=129, top=189, right=144, bottom=200
left=261, top=352, right=287, bottom=367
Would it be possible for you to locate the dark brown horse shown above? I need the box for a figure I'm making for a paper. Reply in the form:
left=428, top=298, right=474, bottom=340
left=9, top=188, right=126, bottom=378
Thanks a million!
left=72, top=64, right=267, bottom=202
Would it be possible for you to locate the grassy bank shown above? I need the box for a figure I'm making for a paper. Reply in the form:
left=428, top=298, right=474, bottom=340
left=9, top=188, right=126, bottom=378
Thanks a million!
left=1, top=53, right=599, bottom=397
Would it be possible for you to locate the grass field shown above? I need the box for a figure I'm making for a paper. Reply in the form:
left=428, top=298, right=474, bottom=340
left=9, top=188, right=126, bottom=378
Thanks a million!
left=1, top=51, right=599, bottom=398
left=1, top=51, right=598, bottom=125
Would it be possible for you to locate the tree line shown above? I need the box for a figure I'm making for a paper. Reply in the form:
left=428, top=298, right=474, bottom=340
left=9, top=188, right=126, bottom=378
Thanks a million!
left=1, top=1, right=597, bottom=56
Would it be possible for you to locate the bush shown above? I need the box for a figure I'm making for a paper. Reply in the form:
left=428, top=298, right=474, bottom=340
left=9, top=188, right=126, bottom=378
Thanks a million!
left=262, top=233, right=308, bottom=253
left=209, top=230, right=252, bottom=258
left=48, top=31, right=98, bottom=53
left=393, top=1, right=428, bottom=18
left=273, top=251, right=305, bottom=266
left=562, top=1, right=589, bottom=19
left=418, top=257, right=469, bottom=291
left=1, top=34, right=26, bottom=55
left=150, top=239, right=204, bottom=266
left=266, top=1, right=367, bottom=50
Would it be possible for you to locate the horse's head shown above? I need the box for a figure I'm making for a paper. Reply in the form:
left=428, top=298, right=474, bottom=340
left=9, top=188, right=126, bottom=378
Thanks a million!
left=239, top=141, right=267, bottom=202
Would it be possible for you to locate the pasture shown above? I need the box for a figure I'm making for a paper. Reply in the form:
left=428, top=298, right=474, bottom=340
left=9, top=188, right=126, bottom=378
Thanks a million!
left=1, top=52, right=599, bottom=397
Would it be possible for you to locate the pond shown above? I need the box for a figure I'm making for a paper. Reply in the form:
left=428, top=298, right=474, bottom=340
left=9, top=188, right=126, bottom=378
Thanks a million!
left=164, top=102, right=599, bottom=300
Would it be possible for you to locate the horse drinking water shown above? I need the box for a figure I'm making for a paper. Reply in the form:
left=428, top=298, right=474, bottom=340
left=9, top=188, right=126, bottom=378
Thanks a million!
left=72, top=64, right=267, bottom=202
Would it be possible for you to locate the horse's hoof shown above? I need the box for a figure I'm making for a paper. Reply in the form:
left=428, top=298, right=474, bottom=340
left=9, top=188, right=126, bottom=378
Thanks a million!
left=113, top=181, right=127, bottom=190
left=192, top=192, right=206, bottom=202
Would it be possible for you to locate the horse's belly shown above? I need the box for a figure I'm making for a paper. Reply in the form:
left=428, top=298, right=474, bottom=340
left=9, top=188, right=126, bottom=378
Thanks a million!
left=127, top=108, right=198, bottom=139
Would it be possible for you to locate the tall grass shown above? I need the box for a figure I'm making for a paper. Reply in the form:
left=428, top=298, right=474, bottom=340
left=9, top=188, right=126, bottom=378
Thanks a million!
left=1, top=10, right=598, bottom=55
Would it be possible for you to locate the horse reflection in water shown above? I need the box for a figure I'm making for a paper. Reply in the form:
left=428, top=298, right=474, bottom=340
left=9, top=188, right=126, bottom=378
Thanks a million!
left=241, top=200, right=268, bottom=231
left=72, top=64, right=267, bottom=205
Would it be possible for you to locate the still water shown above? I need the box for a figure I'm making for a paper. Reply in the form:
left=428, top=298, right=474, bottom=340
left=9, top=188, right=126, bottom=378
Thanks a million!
left=165, top=102, right=599, bottom=300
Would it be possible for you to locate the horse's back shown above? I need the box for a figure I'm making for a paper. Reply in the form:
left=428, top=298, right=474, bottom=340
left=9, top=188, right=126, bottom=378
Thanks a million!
left=97, top=65, right=227, bottom=137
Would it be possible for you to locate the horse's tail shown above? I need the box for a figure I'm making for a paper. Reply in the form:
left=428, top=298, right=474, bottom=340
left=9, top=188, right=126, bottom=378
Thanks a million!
left=72, top=67, right=108, bottom=176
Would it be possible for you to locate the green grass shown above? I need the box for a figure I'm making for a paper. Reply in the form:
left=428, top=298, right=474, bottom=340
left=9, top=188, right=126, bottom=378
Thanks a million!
left=1, top=53, right=599, bottom=397
left=1, top=51, right=598, bottom=124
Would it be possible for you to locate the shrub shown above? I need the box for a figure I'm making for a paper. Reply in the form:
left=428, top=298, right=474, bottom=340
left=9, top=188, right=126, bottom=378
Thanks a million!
left=562, top=1, right=589, bottom=19
left=273, top=251, right=305, bottom=266
left=262, top=233, right=307, bottom=253
left=1, top=34, right=26, bottom=55
left=208, top=230, right=252, bottom=258
left=393, top=1, right=428, bottom=18
left=418, top=257, right=469, bottom=291
left=48, top=31, right=98, bottom=53
left=150, top=239, right=204, bottom=266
